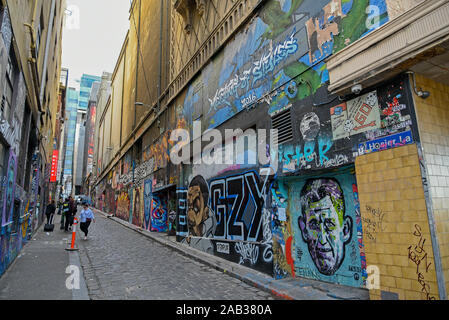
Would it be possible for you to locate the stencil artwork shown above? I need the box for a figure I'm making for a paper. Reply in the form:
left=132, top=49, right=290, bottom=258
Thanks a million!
left=300, top=112, right=321, bottom=141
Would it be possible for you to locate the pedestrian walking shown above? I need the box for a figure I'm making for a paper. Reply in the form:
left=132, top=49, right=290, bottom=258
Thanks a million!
left=57, top=198, right=64, bottom=215
left=65, top=196, right=77, bottom=232
left=60, top=198, right=70, bottom=230
left=80, top=203, right=95, bottom=240
left=45, top=201, right=56, bottom=224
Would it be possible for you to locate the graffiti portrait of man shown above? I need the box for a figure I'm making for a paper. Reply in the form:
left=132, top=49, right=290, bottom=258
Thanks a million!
left=187, top=175, right=212, bottom=237
left=183, top=175, right=217, bottom=254
left=298, top=178, right=352, bottom=276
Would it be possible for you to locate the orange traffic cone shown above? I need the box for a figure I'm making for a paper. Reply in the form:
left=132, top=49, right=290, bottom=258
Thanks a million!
left=65, top=217, right=79, bottom=251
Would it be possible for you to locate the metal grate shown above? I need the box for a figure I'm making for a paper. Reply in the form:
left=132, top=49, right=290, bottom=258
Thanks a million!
left=271, top=108, right=293, bottom=145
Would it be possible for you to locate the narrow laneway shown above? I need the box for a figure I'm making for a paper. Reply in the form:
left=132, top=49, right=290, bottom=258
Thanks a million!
left=77, top=213, right=276, bottom=300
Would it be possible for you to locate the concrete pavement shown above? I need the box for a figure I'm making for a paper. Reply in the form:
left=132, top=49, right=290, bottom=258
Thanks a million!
left=0, top=213, right=89, bottom=300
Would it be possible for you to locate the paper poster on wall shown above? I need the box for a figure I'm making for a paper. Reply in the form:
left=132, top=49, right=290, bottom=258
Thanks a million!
left=331, top=91, right=381, bottom=140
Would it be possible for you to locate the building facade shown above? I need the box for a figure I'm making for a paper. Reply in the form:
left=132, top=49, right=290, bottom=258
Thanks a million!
left=82, top=81, right=100, bottom=198
left=73, top=74, right=101, bottom=195
left=93, top=0, right=449, bottom=300
left=0, top=0, right=64, bottom=277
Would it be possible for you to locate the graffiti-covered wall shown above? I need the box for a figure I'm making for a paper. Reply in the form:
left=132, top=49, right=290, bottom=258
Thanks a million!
left=177, top=168, right=274, bottom=274
left=170, top=0, right=426, bottom=284
left=179, top=0, right=389, bottom=130
left=0, top=6, right=39, bottom=277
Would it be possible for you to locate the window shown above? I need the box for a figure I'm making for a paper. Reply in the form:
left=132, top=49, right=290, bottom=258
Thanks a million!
left=2, top=44, right=17, bottom=122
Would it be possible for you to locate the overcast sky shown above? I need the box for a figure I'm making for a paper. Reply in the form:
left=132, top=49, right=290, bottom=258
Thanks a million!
left=62, top=0, right=131, bottom=88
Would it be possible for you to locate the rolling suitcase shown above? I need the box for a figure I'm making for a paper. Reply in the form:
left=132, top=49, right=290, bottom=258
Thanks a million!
left=44, top=214, right=55, bottom=232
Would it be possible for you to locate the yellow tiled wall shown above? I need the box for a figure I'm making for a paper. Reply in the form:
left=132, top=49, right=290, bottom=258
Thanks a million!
left=356, top=144, right=439, bottom=300
left=413, top=74, right=449, bottom=297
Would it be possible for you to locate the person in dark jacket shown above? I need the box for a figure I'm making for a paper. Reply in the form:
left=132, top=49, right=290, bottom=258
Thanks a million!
left=45, top=201, right=56, bottom=224
left=57, top=198, right=64, bottom=215
left=61, top=198, right=70, bottom=230
left=65, top=196, right=77, bottom=232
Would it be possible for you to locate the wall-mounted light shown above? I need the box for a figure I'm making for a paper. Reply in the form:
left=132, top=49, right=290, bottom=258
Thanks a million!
left=406, top=71, right=431, bottom=100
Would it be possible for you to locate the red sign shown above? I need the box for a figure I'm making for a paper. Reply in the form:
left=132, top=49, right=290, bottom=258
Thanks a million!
left=50, top=150, right=59, bottom=182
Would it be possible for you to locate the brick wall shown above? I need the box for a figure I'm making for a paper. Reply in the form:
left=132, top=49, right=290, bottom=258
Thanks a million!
left=356, top=144, right=439, bottom=300
left=414, top=74, right=449, bottom=297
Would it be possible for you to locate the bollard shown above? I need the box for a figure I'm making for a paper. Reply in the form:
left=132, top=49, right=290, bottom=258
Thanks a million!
left=65, top=217, right=79, bottom=251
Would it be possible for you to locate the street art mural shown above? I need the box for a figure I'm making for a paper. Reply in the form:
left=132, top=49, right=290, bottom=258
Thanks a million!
left=179, top=169, right=274, bottom=274
left=289, top=168, right=366, bottom=288
left=271, top=180, right=295, bottom=279
left=179, top=0, right=389, bottom=129
left=277, top=74, right=419, bottom=175
left=150, top=193, right=168, bottom=233
left=116, top=191, right=130, bottom=222
left=144, top=179, right=153, bottom=231
left=132, top=186, right=143, bottom=228
left=2, top=151, right=17, bottom=227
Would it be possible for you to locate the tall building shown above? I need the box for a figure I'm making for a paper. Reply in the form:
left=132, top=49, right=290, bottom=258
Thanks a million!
left=92, top=72, right=112, bottom=184
left=53, top=68, right=69, bottom=202
left=61, top=74, right=101, bottom=198
left=62, top=88, right=78, bottom=198
left=0, top=0, right=65, bottom=276
left=81, top=82, right=100, bottom=199
left=73, top=74, right=101, bottom=195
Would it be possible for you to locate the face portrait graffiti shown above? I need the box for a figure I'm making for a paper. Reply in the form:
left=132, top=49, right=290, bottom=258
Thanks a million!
left=187, top=176, right=210, bottom=237
left=298, top=178, right=352, bottom=276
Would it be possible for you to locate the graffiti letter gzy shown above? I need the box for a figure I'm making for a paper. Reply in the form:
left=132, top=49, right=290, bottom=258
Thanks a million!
left=298, top=178, right=352, bottom=276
